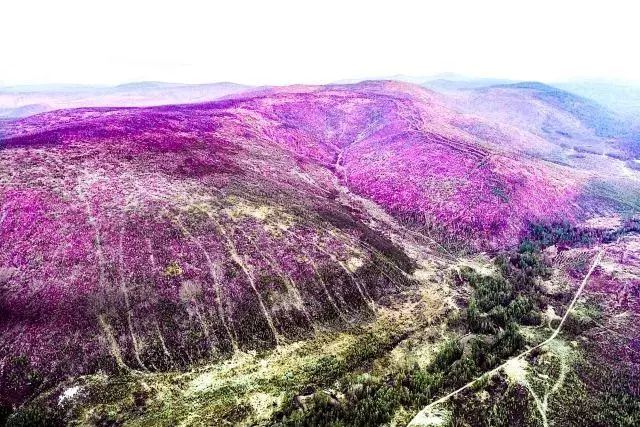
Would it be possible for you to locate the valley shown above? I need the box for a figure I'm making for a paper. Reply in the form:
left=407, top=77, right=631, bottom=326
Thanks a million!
left=0, top=80, right=638, bottom=426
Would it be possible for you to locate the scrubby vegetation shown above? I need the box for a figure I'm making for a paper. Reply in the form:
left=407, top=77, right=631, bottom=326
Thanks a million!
left=522, top=221, right=598, bottom=250
left=2, top=80, right=638, bottom=426
left=12, top=224, right=636, bottom=426
left=447, top=377, right=540, bottom=427
left=4, top=405, right=64, bottom=427
left=272, top=341, right=453, bottom=426
left=270, top=243, right=553, bottom=426
left=547, top=357, right=640, bottom=426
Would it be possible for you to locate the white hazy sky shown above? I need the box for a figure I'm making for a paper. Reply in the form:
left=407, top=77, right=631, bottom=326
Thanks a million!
left=1, top=0, right=639, bottom=86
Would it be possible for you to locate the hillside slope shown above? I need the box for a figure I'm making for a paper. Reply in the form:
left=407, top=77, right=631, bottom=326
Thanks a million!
left=2, top=82, right=639, bottom=426
left=440, top=82, right=640, bottom=214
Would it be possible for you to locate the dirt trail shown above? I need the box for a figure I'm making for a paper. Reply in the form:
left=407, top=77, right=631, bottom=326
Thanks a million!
left=516, top=339, right=570, bottom=427
left=407, top=248, right=605, bottom=426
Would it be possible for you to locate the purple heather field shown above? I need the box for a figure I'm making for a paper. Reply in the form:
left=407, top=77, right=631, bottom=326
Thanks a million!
left=0, top=79, right=639, bottom=426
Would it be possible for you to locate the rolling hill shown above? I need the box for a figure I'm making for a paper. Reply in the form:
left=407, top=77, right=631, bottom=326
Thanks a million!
left=0, top=82, right=252, bottom=119
left=1, top=81, right=638, bottom=426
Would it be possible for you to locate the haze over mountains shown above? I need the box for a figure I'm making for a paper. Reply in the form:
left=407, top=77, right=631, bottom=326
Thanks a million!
left=3, top=75, right=640, bottom=121
left=0, top=77, right=638, bottom=426
left=0, top=82, right=251, bottom=119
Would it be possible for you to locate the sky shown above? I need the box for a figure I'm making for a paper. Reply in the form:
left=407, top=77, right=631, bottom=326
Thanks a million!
left=1, top=0, right=639, bottom=86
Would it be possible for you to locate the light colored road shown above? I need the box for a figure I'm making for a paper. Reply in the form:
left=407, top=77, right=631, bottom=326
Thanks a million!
left=408, top=248, right=605, bottom=426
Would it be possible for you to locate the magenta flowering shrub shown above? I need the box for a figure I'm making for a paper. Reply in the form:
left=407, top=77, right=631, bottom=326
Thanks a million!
left=0, top=81, right=585, bottom=405
left=568, top=237, right=640, bottom=379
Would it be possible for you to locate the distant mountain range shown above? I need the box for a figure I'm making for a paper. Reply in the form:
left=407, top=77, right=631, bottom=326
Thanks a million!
left=0, top=81, right=253, bottom=118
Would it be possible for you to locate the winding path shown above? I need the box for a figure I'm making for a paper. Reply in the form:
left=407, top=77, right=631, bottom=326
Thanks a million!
left=407, top=248, right=605, bottom=426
